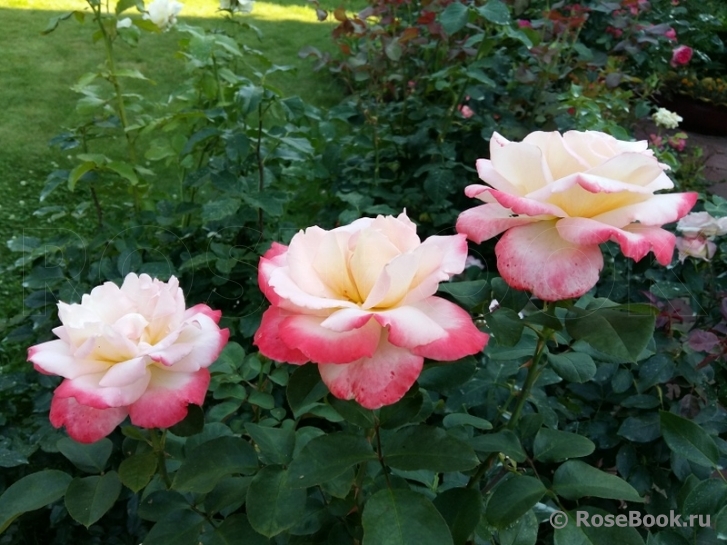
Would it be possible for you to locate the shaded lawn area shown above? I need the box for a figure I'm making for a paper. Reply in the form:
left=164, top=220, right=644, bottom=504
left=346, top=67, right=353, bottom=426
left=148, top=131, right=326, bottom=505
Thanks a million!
left=0, top=0, right=350, bottom=340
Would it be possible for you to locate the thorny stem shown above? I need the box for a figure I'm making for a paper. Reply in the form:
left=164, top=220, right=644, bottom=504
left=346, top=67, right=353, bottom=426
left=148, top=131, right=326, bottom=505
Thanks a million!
left=149, top=429, right=172, bottom=489
left=374, top=422, right=392, bottom=489
left=506, top=336, right=548, bottom=430
left=256, top=102, right=265, bottom=236
left=91, top=1, right=141, bottom=215
left=467, top=322, right=551, bottom=489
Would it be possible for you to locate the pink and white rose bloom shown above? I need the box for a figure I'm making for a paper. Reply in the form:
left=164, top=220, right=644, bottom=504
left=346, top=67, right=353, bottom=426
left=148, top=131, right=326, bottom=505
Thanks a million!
left=675, top=236, right=716, bottom=262
left=28, top=273, right=229, bottom=443
left=254, top=212, right=489, bottom=409
left=676, top=211, right=727, bottom=238
left=456, top=130, right=698, bottom=301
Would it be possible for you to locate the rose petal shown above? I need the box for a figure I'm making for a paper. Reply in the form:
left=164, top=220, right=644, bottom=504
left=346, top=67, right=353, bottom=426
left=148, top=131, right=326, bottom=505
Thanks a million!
left=280, top=313, right=382, bottom=364
left=28, top=340, right=111, bottom=378
left=49, top=395, right=128, bottom=444
left=55, top=369, right=151, bottom=409
left=496, top=221, right=604, bottom=301
left=128, top=368, right=210, bottom=429
left=456, top=202, right=540, bottom=243
left=556, top=217, right=676, bottom=264
left=409, top=297, right=489, bottom=360
left=254, top=306, right=309, bottom=364
left=318, top=335, right=423, bottom=409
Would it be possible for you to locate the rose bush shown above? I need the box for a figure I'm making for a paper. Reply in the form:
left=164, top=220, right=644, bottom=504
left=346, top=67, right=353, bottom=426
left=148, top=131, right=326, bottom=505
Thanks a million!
left=456, top=130, right=698, bottom=301
left=254, top=212, right=489, bottom=409
left=27, top=273, right=229, bottom=443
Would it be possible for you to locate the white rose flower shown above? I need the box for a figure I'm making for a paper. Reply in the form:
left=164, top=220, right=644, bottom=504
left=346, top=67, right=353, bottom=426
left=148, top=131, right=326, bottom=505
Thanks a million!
left=220, top=0, right=254, bottom=13
left=116, top=17, right=133, bottom=29
left=143, top=0, right=184, bottom=31
left=652, top=108, right=683, bottom=130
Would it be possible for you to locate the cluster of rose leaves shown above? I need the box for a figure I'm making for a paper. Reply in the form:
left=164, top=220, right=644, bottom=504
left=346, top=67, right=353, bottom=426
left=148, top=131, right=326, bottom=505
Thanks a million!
left=28, top=130, right=697, bottom=443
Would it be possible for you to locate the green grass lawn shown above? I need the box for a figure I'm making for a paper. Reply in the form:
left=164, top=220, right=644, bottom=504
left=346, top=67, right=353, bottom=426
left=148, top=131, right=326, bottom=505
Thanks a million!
left=0, top=0, right=351, bottom=340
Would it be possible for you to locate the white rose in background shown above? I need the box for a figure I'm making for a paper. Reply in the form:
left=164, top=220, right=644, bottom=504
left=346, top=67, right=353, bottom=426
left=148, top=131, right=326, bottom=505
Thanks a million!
left=652, top=108, right=683, bottom=130
left=143, top=0, right=184, bottom=31
left=116, top=17, right=133, bottom=29
left=675, top=236, right=716, bottom=262
left=676, top=211, right=727, bottom=238
left=220, top=0, right=254, bottom=13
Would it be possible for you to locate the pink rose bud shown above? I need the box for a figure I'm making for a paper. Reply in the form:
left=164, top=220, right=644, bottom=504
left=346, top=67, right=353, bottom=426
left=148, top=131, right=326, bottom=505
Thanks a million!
left=456, top=130, right=698, bottom=301
left=671, top=45, right=693, bottom=67
left=517, top=19, right=532, bottom=28
left=459, top=104, right=475, bottom=118
left=28, top=273, right=230, bottom=443
left=664, top=27, right=676, bottom=40
left=254, top=212, right=489, bottom=409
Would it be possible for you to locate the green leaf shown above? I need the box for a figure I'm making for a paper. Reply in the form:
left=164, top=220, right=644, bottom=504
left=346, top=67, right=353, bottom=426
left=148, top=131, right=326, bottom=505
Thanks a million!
left=0, top=470, right=72, bottom=533
left=491, top=277, right=530, bottom=312
left=114, top=68, right=148, bottom=80
left=485, top=475, right=546, bottom=528
left=617, top=413, right=661, bottom=443
left=660, top=411, right=719, bottom=468
left=287, top=433, right=377, bottom=488
left=42, top=11, right=73, bottom=34
left=204, top=476, right=250, bottom=517
left=470, top=430, right=526, bottom=463
left=202, top=198, right=241, bottom=222
left=533, top=428, right=595, bottom=463
left=384, top=425, right=479, bottom=472
left=182, top=127, right=221, bottom=156
left=443, top=414, right=492, bottom=431
left=384, top=40, right=402, bottom=62
left=487, top=308, right=524, bottom=347
left=209, top=514, right=269, bottom=545
left=246, top=466, right=307, bottom=538
left=565, top=305, right=656, bottom=363
left=57, top=437, right=113, bottom=474
left=683, top=478, right=727, bottom=516
left=439, top=2, right=469, bottom=35
left=552, top=460, right=643, bottom=502
left=437, top=280, right=490, bottom=310
left=363, top=488, right=454, bottom=545
left=286, top=365, right=329, bottom=417
left=547, top=352, right=596, bottom=383
left=245, top=423, right=295, bottom=466
left=68, top=161, right=97, bottom=190
left=553, top=508, right=645, bottom=545
left=119, top=452, right=157, bottom=493
left=418, top=356, right=478, bottom=391
left=330, top=398, right=377, bottom=428
left=433, top=488, right=482, bottom=545
left=476, top=0, right=511, bottom=24
left=64, top=472, right=122, bottom=528
left=379, top=388, right=423, bottom=429
left=173, top=436, right=258, bottom=493
left=116, top=0, right=138, bottom=14
left=168, top=404, right=204, bottom=437
left=106, top=161, right=139, bottom=185
left=499, top=510, right=538, bottom=545
left=143, top=510, right=206, bottom=545
left=138, top=490, right=191, bottom=522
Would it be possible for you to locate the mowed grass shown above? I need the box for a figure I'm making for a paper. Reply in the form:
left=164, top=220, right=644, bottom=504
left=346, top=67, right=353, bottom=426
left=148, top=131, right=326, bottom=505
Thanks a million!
left=0, top=0, right=350, bottom=333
